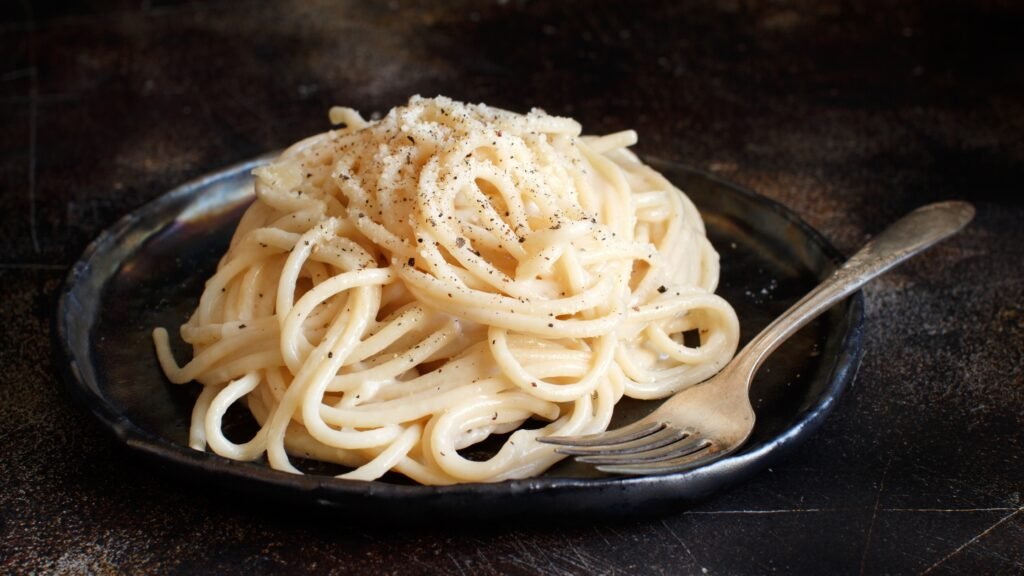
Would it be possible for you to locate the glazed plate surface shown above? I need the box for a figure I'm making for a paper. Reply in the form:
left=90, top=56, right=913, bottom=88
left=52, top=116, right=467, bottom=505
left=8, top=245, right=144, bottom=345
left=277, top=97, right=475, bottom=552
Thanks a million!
left=57, top=156, right=863, bottom=519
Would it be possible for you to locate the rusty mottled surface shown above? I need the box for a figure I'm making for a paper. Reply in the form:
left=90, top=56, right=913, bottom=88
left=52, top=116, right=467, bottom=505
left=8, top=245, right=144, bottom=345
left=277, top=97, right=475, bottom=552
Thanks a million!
left=1, top=0, right=1022, bottom=573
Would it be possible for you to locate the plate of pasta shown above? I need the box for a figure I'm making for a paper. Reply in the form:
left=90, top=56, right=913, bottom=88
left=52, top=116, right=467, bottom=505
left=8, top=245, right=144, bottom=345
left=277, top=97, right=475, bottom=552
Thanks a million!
left=58, top=97, right=862, bottom=518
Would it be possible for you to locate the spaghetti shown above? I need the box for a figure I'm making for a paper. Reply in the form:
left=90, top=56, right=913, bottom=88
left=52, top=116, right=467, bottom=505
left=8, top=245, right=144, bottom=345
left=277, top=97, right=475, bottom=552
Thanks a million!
left=153, top=96, right=739, bottom=484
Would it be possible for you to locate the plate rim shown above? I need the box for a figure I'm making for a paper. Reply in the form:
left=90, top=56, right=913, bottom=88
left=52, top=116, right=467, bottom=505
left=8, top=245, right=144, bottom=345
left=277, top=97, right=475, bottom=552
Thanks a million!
left=55, top=155, right=864, bottom=508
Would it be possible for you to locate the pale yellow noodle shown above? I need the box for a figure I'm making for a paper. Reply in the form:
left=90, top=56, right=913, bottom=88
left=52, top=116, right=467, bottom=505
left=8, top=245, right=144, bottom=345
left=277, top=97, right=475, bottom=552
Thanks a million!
left=153, top=96, right=739, bottom=485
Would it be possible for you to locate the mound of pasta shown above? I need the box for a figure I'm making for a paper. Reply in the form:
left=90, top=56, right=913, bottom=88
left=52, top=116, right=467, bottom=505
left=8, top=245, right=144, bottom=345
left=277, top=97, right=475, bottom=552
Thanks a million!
left=153, top=96, right=739, bottom=484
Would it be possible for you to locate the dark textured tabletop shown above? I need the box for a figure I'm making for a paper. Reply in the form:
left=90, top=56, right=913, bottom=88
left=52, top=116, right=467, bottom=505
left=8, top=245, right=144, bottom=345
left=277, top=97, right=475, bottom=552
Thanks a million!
left=2, top=1, right=1022, bottom=574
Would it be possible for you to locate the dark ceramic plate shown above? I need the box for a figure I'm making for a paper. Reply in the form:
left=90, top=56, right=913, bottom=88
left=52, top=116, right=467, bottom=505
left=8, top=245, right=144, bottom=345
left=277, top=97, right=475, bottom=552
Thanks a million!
left=57, top=156, right=863, bottom=520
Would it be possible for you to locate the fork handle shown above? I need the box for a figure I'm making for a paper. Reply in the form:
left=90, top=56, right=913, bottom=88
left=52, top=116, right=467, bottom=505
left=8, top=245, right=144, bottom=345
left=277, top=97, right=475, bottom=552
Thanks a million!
left=735, top=201, right=975, bottom=376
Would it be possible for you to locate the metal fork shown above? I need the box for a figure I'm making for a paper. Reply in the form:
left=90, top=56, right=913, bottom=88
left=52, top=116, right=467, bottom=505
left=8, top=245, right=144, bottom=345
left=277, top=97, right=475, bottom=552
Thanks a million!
left=539, top=201, right=975, bottom=475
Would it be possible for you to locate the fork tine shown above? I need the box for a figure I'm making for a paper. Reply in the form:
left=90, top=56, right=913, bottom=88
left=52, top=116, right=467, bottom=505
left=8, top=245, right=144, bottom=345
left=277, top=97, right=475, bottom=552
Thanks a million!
left=537, top=420, right=664, bottom=447
left=551, top=426, right=687, bottom=456
left=575, top=433, right=711, bottom=465
left=594, top=443, right=723, bottom=475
